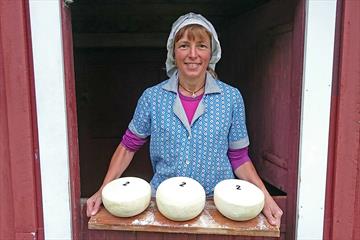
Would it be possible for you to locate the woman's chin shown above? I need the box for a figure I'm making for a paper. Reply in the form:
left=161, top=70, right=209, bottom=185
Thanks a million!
left=180, top=71, right=207, bottom=81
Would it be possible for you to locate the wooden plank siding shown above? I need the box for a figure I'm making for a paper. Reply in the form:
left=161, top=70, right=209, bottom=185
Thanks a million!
left=0, top=0, right=43, bottom=239
left=324, top=0, right=360, bottom=239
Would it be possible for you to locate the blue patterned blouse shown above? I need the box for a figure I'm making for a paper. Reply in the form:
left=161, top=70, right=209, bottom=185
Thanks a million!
left=128, top=72, right=249, bottom=195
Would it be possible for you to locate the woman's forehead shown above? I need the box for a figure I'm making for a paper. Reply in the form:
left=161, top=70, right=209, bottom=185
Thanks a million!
left=176, top=29, right=211, bottom=42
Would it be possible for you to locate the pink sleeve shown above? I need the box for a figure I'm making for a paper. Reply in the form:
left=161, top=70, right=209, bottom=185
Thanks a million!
left=120, top=129, right=147, bottom=152
left=227, top=147, right=251, bottom=171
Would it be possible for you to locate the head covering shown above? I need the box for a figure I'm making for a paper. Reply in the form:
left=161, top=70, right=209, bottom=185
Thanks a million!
left=165, top=12, right=222, bottom=77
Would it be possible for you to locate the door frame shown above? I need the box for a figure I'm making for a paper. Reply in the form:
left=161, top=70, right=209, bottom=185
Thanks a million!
left=296, top=0, right=338, bottom=239
left=29, top=0, right=74, bottom=239
left=61, top=1, right=81, bottom=239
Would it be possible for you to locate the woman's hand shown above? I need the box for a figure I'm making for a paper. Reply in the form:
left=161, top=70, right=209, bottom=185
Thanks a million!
left=262, top=193, right=283, bottom=227
left=86, top=144, right=136, bottom=217
left=233, top=161, right=283, bottom=227
left=86, top=189, right=103, bottom=217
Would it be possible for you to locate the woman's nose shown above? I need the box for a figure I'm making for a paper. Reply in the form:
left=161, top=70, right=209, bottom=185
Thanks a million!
left=189, top=45, right=197, bottom=58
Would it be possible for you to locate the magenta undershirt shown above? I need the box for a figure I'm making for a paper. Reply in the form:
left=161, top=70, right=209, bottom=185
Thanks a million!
left=121, top=91, right=250, bottom=171
left=178, top=92, right=203, bottom=124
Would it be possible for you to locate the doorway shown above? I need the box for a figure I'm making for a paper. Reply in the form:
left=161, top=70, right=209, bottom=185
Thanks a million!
left=71, top=1, right=304, bottom=238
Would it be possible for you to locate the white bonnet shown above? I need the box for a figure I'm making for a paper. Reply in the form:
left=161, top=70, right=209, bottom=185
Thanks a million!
left=165, top=12, right=222, bottom=77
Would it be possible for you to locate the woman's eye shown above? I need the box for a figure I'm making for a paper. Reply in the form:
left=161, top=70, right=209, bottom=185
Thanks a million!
left=178, top=44, right=188, bottom=49
left=199, top=44, right=209, bottom=49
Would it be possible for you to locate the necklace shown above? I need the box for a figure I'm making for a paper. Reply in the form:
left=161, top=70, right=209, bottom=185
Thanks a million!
left=178, top=82, right=205, bottom=98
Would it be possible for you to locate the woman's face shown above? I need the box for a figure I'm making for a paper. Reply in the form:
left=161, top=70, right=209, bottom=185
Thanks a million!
left=174, top=30, right=211, bottom=82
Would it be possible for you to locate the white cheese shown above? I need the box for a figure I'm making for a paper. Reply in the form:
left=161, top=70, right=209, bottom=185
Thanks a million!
left=102, top=177, right=151, bottom=217
left=156, top=177, right=206, bottom=221
left=214, top=179, right=265, bottom=221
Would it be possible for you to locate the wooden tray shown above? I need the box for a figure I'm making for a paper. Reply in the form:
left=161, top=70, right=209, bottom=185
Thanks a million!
left=88, top=199, right=280, bottom=237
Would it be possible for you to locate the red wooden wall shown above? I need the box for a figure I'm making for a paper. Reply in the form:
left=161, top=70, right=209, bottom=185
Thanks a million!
left=324, top=0, right=360, bottom=239
left=0, top=0, right=43, bottom=239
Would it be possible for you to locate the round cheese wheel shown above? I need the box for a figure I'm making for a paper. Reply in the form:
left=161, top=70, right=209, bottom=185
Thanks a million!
left=156, top=177, right=205, bottom=221
left=214, top=179, right=265, bottom=221
left=102, top=177, right=151, bottom=217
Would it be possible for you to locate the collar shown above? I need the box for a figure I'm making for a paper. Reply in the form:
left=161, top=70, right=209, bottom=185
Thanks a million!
left=162, top=71, right=222, bottom=95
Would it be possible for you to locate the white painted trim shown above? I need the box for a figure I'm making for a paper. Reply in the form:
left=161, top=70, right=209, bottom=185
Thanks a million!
left=29, top=1, right=72, bottom=239
left=297, top=1, right=337, bottom=239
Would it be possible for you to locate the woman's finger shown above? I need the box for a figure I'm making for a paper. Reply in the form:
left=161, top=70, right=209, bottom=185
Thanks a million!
left=273, top=209, right=283, bottom=227
left=86, top=198, right=95, bottom=217
left=91, top=197, right=102, bottom=216
left=263, top=207, right=276, bottom=226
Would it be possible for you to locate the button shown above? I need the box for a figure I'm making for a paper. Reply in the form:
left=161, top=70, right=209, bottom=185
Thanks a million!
left=185, top=160, right=190, bottom=165
left=188, top=136, right=191, bottom=140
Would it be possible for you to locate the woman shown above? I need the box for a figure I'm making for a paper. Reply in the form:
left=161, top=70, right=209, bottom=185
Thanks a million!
left=86, top=12, right=283, bottom=227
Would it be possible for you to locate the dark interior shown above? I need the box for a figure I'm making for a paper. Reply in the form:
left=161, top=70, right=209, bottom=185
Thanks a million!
left=71, top=0, right=299, bottom=202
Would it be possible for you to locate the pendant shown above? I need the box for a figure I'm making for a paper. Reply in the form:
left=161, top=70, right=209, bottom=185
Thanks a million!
left=192, top=92, right=196, bottom=98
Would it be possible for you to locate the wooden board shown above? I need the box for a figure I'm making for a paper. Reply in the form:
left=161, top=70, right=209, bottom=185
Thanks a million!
left=88, top=199, right=280, bottom=237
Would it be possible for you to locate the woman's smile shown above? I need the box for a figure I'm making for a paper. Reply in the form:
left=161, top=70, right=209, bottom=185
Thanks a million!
left=185, top=62, right=202, bottom=69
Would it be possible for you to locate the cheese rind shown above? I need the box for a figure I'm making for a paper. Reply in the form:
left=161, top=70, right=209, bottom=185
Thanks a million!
left=214, top=179, right=265, bottom=221
left=102, top=177, right=151, bottom=217
left=156, top=177, right=206, bottom=221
